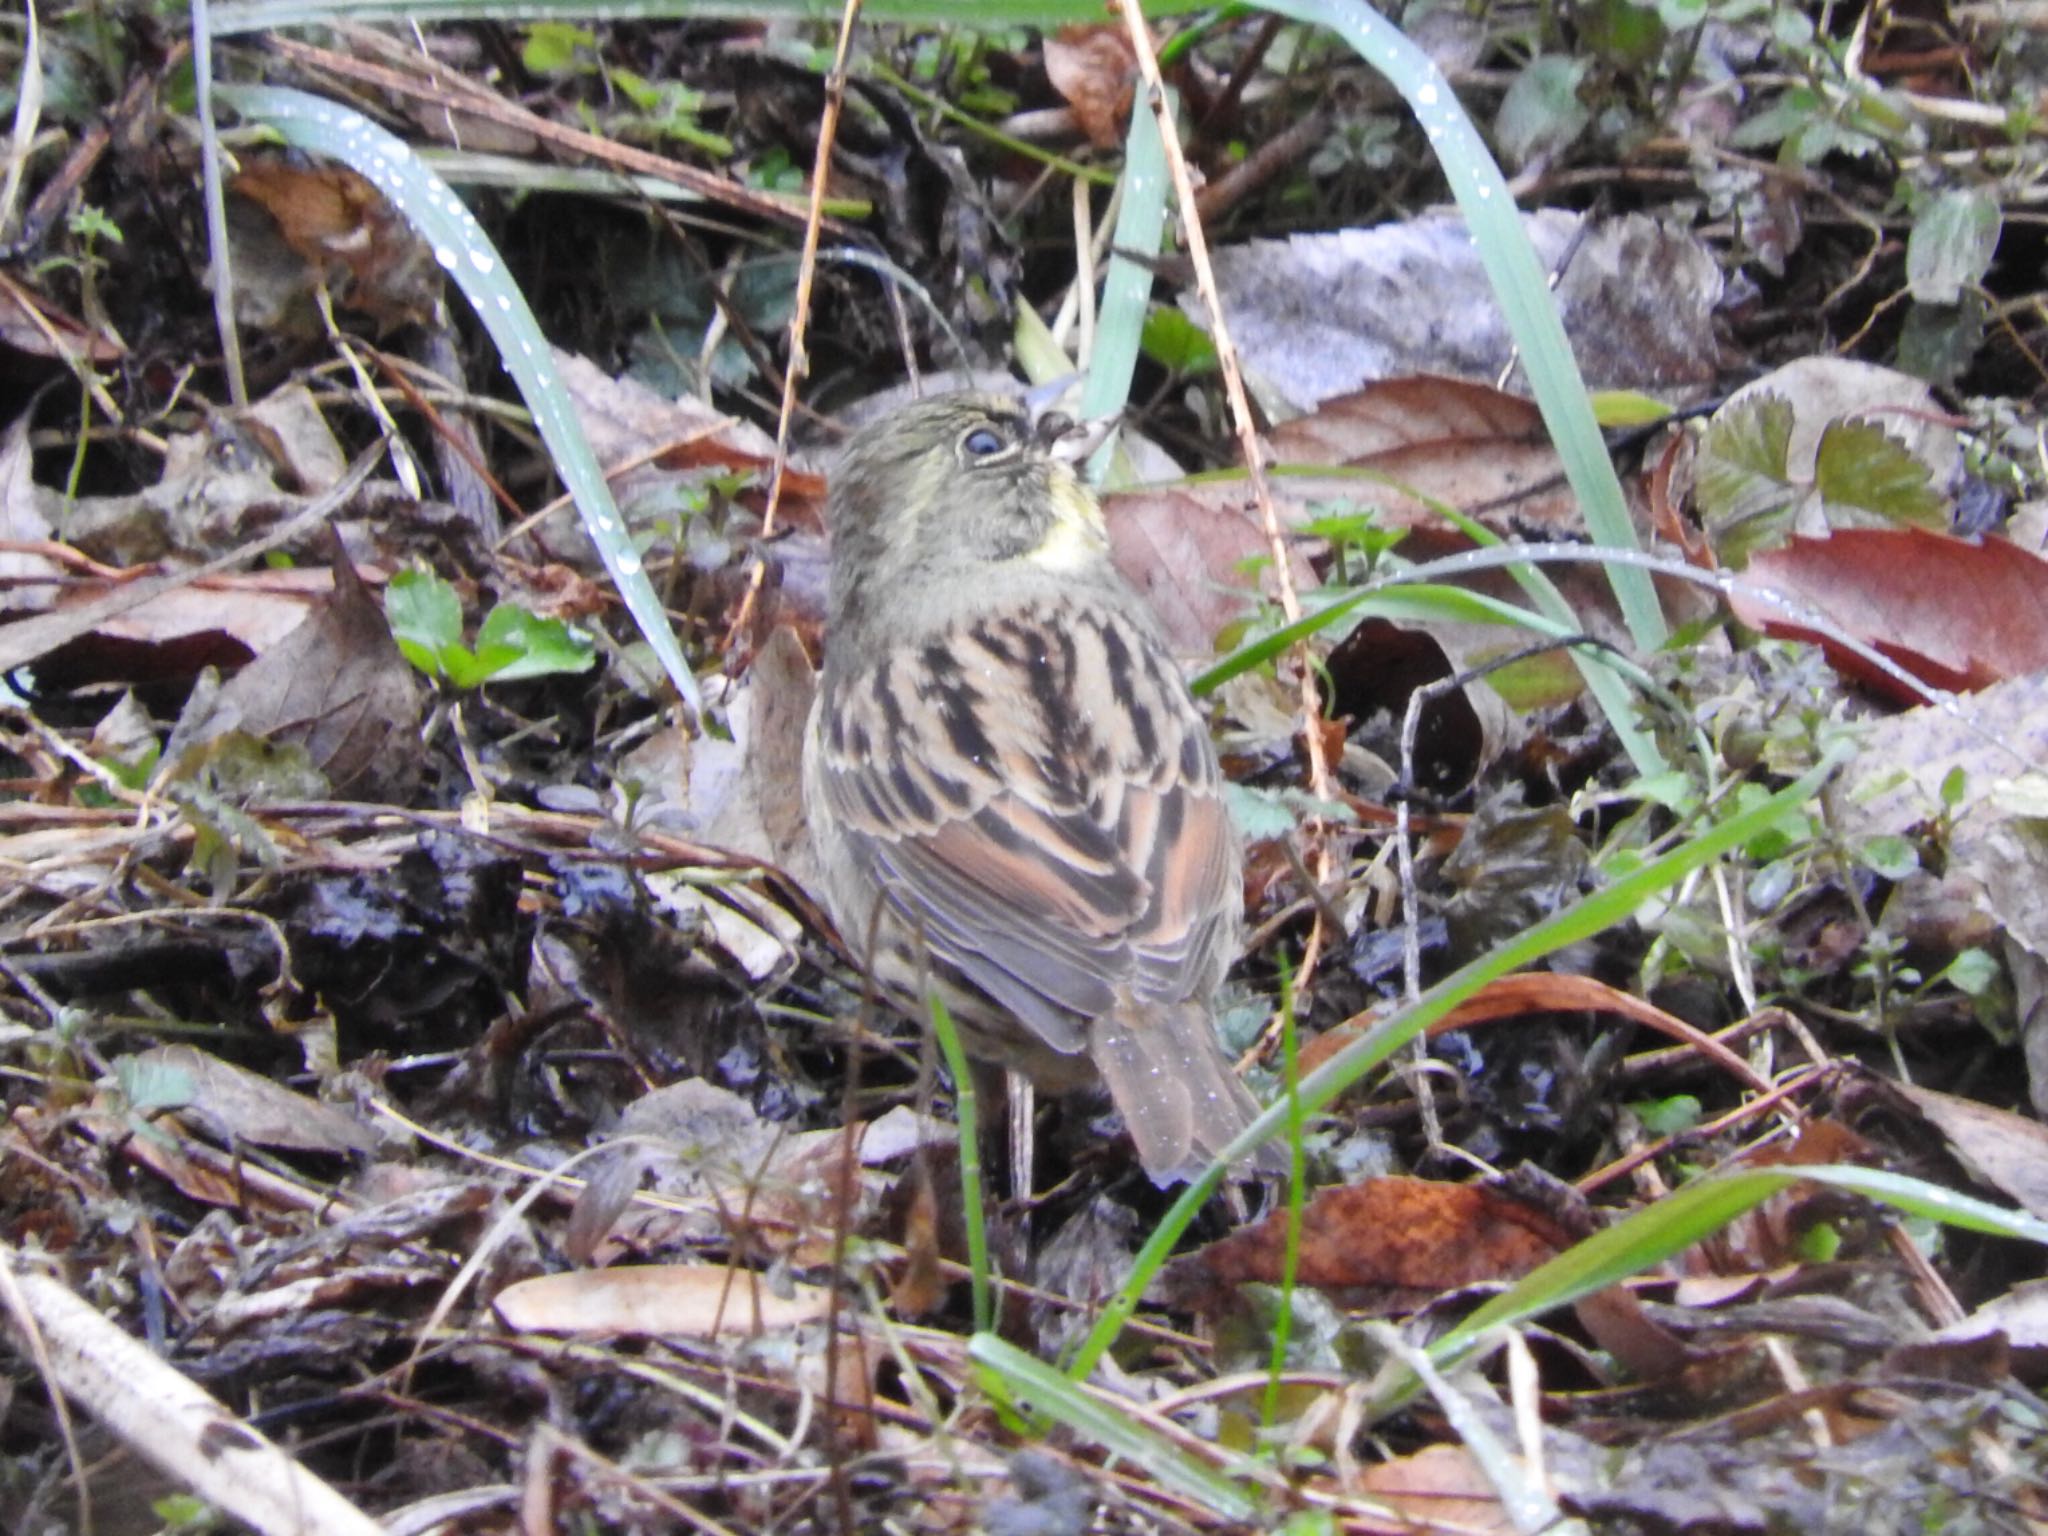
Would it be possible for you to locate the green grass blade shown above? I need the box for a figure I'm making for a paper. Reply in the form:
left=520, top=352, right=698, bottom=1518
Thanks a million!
left=969, top=1336, right=1263, bottom=1521
left=927, top=992, right=993, bottom=1335
left=1082, top=88, right=1170, bottom=431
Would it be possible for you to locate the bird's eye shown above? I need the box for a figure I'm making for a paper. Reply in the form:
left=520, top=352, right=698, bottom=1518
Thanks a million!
left=962, top=426, right=1006, bottom=457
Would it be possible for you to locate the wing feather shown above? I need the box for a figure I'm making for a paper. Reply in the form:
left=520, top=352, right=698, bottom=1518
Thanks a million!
left=810, top=599, right=1240, bottom=1056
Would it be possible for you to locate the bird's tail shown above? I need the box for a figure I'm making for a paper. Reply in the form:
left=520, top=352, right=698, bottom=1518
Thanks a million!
left=1091, top=1003, right=1287, bottom=1185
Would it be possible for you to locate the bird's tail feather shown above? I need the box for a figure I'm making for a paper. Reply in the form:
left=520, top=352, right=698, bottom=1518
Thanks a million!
left=1092, top=1004, right=1286, bottom=1185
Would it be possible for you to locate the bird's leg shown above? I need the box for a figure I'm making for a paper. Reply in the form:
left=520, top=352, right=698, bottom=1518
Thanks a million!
left=1007, top=1071, right=1036, bottom=1203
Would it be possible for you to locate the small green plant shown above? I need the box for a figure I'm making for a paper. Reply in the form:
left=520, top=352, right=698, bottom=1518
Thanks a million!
left=77, top=742, right=159, bottom=808
left=151, top=1493, right=228, bottom=1534
left=1137, top=306, right=1219, bottom=378
left=608, top=72, right=735, bottom=157
left=1694, top=396, right=1945, bottom=566
left=384, top=568, right=596, bottom=688
left=518, top=20, right=598, bottom=75
left=518, top=24, right=734, bottom=157
left=1291, top=506, right=1407, bottom=586
left=906, top=27, right=1026, bottom=115
left=742, top=145, right=806, bottom=195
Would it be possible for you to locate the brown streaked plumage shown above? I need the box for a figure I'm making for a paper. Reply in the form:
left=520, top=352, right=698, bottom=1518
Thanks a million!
left=801, top=391, right=1277, bottom=1183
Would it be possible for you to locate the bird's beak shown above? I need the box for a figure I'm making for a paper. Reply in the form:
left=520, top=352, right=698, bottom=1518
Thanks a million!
left=1037, top=408, right=1119, bottom=467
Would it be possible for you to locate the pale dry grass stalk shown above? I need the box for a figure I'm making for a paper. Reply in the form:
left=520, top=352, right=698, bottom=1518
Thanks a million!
left=726, top=0, right=866, bottom=658
left=1114, top=3, right=1342, bottom=1004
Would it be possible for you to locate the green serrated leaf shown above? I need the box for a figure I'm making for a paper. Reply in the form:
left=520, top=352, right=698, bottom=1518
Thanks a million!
left=118, top=1053, right=200, bottom=1114
left=1907, top=187, right=2000, bottom=305
left=1225, top=782, right=1303, bottom=843
left=438, top=643, right=507, bottom=690
left=1574, top=0, right=1665, bottom=66
left=610, top=68, right=661, bottom=110
left=1483, top=648, right=1583, bottom=711
left=1771, top=7, right=1817, bottom=45
left=1943, top=948, right=1999, bottom=997
left=1696, top=396, right=1797, bottom=565
left=1623, top=768, right=1702, bottom=813
left=1728, top=89, right=1819, bottom=151
left=1811, top=420, right=1945, bottom=528
left=392, top=637, right=440, bottom=678
left=182, top=732, right=329, bottom=803
left=1897, top=295, right=1988, bottom=388
left=1628, top=1093, right=1702, bottom=1136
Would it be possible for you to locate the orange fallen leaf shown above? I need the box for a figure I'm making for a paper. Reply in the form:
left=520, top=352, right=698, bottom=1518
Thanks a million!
left=1174, top=1176, right=1576, bottom=1305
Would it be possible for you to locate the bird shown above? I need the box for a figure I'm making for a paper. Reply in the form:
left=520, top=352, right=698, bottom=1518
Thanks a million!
left=800, top=391, right=1277, bottom=1184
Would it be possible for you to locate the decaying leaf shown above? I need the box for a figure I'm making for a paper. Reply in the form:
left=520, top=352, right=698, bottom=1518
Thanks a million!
left=1694, top=357, right=1961, bottom=565
left=231, top=158, right=443, bottom=333
left=203, top=548, right=423, bottom=802
left=1196, top=212, right=1725, bottom=413
left=1042, top=25, right=1136, bottom=149
left=1100, top=481, right=1276, bottom=657
left=114, top=1044, right=375, bottom=1156
left=1169, top=1174, right=1579, bottom=1312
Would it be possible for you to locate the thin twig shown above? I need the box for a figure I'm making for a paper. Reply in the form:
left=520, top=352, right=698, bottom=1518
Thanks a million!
left=725, top=0, right=864, bottom=661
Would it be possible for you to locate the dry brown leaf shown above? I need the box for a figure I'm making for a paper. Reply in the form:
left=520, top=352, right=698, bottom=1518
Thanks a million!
left=237, top=382, right=349, bottom=493
left=207, top=548, right=423, bottom=801
left=1939, top=1277, right=2048, bottom=1349
left=1268, top=376, right=1581, bottom=538
left=1357, top=1444, right=1517, bottom=1535
left=1302, top=971, right=1770, bottom=1091
left=1172, top=1176, right=1575, bottom=1309
left=232, top=159, right=442, bottom=333
left=700, top=622, right=819, bottom=881
left=1102, top=482, right=1275, bottom=657
left=1883, top=1079, right=2048, bottom=1223
left=1692, top=1120, right=1876, bottom=1275
left=554, top=352, right=826, bottom=530
left=0, top=271, right=126, bottom=362
left=1043, top=25, right=1138, bottom=148
left=1201, top=212, right=1724, bottom=411
left=0, top=409, right=63, bottom=618
left=121, top=1043, right=376, bottom=1155
left=35, top=567, right=342, bottom=688
left=493, top=1264, right=833, bottom=1337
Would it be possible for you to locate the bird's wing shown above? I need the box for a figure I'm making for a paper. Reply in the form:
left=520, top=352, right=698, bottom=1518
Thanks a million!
left=810, top=599, right=1239, bottom=1053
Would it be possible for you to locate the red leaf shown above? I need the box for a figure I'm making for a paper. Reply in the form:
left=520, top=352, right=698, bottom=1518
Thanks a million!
left=1729, top=527, right=2048, bottom=700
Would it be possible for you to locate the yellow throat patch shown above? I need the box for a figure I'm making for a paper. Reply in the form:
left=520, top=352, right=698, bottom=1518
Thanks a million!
left=1026, top=473, right=1109, bottom=572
